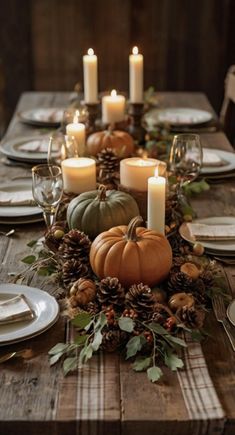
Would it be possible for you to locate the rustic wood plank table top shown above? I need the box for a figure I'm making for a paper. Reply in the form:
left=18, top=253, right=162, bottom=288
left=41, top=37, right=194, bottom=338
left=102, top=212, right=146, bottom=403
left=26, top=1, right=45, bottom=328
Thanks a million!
left=0, top=92, right=235, bottom=435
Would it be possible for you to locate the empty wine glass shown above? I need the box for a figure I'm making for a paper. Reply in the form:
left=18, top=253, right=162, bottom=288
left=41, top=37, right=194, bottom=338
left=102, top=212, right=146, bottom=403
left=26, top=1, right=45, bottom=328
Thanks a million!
left=32, top=164, right=63, bottom=227
left=169, top=134, right=203, bottom=193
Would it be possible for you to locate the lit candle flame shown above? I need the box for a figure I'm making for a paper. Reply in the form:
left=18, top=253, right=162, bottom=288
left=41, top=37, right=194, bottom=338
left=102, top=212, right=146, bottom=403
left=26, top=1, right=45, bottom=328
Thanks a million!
left=73, top=110, right=80, bottom=123
left=88, top=48, right=94, bottom=56
left=154, top=166, right=159, bottom=177
left=111, top=89, right=117, bottom=97
left=132, top=46, right=139, bottom=55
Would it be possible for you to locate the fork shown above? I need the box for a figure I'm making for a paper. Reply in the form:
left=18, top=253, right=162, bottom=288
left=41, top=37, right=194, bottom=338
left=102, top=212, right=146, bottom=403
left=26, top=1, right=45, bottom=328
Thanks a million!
left=212, top=293, right=235, bottom=351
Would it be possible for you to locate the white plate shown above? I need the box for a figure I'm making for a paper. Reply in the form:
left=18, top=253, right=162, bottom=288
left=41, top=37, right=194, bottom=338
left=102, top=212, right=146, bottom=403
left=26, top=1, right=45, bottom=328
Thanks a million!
left=0, top=181, right=42, bottom=218
left=144, top=107, right=213, bottom=126
left=201, top=148, right=235, bottom=174
left=179, top=217, right=235, bottom=253
left=0, top=283, right=59, bottom=345
left=227, top=300, right=235, bottom=326
left=19, top=108, right=63, bottom=127
left=0, top=135, right=60, bottom=163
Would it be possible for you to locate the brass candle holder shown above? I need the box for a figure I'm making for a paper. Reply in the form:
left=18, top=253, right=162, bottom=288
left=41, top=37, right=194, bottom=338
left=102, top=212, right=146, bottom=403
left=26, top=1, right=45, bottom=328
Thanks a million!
left=128, top=102, right=146, bottom=144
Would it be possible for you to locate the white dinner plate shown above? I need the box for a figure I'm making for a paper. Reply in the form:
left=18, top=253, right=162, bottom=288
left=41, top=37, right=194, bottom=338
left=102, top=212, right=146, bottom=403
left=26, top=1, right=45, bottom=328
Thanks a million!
left=0, top=181, right=42, bottom=218
left=201, top=148, right=235, bottom=174
left=0, top=283, right=59, bottom=346
left=0, top=135, right=60, bottom=163
left=144, top=107, right=213, bottom=127
left=19, top=107, right=63, bottom=127
left=179, top=217, right=235, bottom=254
left=227, top=300, right=235, bottom=326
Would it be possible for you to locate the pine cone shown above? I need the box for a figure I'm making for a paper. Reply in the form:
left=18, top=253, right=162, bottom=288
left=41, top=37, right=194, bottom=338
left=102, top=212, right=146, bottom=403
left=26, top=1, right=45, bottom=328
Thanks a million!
left=97, top=277, right=125, bottom=310
left=97, top=148, right=120, bottom=175
left=101, top=327, right=128, bottom=352
left=177, top=306, right=205, bottom=329
left=44, top=221, right=67, bottom=252
left=200, top=270, right=214, bottom=288
left=167, top=271, right=195, bottom=294
left=125, top=283, right=155, bottom=320
left=69, top=278, right=96, bottom=307
left=62, top=259, right=90, bottom=289
left=58, top=229, right=91, bottom=264
left=193, top=278, right=208, bottom=305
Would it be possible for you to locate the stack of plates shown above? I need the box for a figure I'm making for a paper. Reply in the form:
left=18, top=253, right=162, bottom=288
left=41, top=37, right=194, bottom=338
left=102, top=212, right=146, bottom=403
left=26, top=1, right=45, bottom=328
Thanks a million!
left=0, top=180, right=43, bottom=225
left=19, top=107, right=63, bottom=127
left=144, top=107, right=213, bottom=128
left=201, top=148, right=235, bottom=178
left=179, top=217, right=235, bottom=257
left=0, top=135, right=60, bottom=164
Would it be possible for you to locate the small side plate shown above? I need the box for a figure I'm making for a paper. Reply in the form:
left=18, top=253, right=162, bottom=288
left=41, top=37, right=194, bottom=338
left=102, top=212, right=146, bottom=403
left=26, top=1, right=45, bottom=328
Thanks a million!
left=227, top=300, right=235, bottom=326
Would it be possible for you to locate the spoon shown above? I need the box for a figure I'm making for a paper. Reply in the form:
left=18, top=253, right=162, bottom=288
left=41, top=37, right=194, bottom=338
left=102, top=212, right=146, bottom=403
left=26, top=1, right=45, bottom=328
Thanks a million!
left=0, top=229, right=15, bottom=237
left=0, top=349, right=32, bottom=363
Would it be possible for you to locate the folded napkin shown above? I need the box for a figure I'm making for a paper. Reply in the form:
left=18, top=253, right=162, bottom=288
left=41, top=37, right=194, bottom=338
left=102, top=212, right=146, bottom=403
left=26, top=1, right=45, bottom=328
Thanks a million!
left=187, top=222, right=235, bottom=240
left=0, top=190, right=36, bottom=206
left=18, top=139, right=48, bottom=153
left=34, top=109, right=62, bottom=122
left=0, top=294, right=35, bottom=325
left=202, top=150, right=226, bottom=167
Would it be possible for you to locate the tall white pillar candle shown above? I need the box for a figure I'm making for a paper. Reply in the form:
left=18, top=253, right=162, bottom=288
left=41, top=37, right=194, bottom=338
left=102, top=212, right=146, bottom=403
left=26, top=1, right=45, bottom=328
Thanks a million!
left=147, top=168, right=166, bottom=235
left=66, top=110, right=86, bottom=156
left=102, top=90, right=125, bottom=124
left=61, top=157, right=96, bottom=194
left=129, top=46, right=144, bottom=103
left=120, top=157, right=159, bottom=191
left=83, top=48, right=98, bottom=103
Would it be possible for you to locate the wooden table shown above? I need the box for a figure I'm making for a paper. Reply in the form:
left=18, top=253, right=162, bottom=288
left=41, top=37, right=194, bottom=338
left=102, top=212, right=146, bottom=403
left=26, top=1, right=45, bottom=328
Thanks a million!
left=0, top=92, right=235, bottom=435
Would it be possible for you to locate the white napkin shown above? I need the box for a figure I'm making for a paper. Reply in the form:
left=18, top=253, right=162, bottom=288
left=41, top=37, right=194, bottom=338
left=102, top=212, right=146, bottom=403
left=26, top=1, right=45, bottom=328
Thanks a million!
left=187, top=223, right=235, bottom=240
left=0, top=190, right=36, bottom=206
left=34, top=109, right=62, bottom=122
left=0, top=294, right=35, bottom=325
left=202, top=150, right=226, bottom=167
left=18, top=139, right=48, bottom=153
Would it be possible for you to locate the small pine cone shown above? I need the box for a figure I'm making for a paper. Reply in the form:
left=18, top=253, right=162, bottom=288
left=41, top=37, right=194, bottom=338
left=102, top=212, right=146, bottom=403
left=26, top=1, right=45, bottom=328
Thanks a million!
left=62, top=259, right=90, bottom=289
left=97, top=277, right=125, bottom=310
left=177, top=306, right=205, bottom=329
left=193, top=278, right=208, bottom=305
left=101, top=327, right=128, bottom=352
left=97, top=148, right=120, bottom=175
left=125, top=283, right=155, bottom=320
left=200, top=270, right=214, bottom=289
left=58, top=229, right=91, bottom=263
left=167, top=271, right=195, bottom=294
left=69, top=278, right=96, bottom=307
left=86, top=301, right=100, bottom=315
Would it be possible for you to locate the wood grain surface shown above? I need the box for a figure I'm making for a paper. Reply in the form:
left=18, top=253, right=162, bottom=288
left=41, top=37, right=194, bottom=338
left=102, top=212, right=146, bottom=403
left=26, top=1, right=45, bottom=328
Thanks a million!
left=0, top=92, right=235, bottom=435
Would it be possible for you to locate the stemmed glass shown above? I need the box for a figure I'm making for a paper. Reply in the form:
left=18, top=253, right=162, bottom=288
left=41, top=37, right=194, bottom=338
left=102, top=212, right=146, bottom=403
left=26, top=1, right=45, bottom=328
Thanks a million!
left=169, top=134, right=203, bottom=194
left=32, top=164, right=63, bottom=227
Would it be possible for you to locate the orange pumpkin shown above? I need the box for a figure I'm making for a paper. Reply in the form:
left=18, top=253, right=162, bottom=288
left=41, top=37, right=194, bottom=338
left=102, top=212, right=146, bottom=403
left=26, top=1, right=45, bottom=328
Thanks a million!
left=90, top=216, right=172, bottom=287
left=86, top=128, right=134, bottom=157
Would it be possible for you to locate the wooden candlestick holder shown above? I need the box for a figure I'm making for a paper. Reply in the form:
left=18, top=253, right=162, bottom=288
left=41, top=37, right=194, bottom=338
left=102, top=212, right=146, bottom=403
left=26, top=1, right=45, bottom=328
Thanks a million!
left=118, top=184, right=147, bottom=223
left=84, top=101, right=100, bottom=134
left=128, top=102, right=146, bottom=144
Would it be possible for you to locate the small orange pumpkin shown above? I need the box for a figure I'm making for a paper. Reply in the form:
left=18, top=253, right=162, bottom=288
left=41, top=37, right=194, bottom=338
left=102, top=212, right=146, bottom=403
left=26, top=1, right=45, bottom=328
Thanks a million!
left=90, top=216, right=172, bottom=287
left=87, top=128, right=134, bottom=157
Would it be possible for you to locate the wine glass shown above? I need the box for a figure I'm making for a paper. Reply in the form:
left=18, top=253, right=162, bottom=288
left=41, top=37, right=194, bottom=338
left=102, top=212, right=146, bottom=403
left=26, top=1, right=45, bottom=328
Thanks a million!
left=169, top=134, right=203, bottom=194
left=32, top=164, right=63, bottom=227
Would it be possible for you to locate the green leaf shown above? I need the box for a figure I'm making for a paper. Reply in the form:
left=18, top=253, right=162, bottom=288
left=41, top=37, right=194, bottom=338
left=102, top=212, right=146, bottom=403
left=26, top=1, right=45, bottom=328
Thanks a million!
left=132, top=356, right=151, bottom=372
left=72, top=312, right=92, bottom=329
left=49, top=352, right=64, bottom=366
left=27, top=240, right=38, bottom=248
left=74, top=334, right=89, bottom=345
left=38, top=266, right=55, bottom=276
left=167, top=335, right=187, bottom=348
left=191, top=329, right=204, bottom=342
left=63, top=357, right=78, bottom=375
left=48, top=343, right=69, bottom=355
left=91, top=330, right=103, bottom=351
left=165, top=353, right=184, bottom=371
left=148, top=323, right=169, bottom=335
left=79, top=343, right=94, bottom=366
left=94, top=312, right=107, bottom=331
left=147, top=366, right=163, bottom=382
left=118, top=316, right=134, bottom=333
left=126, top=335, right=146, bottom=359
left=21, top=255, right=36, bottom=264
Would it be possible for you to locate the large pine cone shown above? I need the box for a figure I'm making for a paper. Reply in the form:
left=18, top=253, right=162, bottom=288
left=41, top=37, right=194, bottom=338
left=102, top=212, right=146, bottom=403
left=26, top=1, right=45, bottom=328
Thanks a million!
left=69, top=278, right=96, bottom=307
left=58, top=229, right=91, bottom=264
left=97, top=277, right=125, bottom=310
left=97, top=148, right=120, bottom=175
left=177, top=306, right=205, bottom=329
left=62, top=259, right=90, bottom=289
left=125, top=283, right=155, bottom=320
left=101, top=327, right=128, bottom=352
left=167, top=271, right=196, bottom=294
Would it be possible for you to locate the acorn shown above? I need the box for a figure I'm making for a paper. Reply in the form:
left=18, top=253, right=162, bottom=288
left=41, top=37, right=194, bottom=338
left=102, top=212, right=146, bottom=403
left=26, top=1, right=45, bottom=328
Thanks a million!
left=180, top=262, right=200, bottom=280
left=193, top=242, right=205, bottom=256
left=183, top=214, right=193, bottom=222
left=54, top=229, right=65, bottom=239
left=168, top=292, right=195, bottom=311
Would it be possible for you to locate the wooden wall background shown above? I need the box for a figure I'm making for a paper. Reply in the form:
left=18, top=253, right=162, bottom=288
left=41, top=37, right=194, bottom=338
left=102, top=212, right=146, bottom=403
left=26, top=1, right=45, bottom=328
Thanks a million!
left=0, top=0, right=235, bottom=130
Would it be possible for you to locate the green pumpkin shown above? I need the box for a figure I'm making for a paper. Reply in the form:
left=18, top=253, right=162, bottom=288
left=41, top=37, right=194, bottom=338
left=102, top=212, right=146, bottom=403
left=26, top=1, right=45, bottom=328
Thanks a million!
left=67, top=185, right=140, bottom=239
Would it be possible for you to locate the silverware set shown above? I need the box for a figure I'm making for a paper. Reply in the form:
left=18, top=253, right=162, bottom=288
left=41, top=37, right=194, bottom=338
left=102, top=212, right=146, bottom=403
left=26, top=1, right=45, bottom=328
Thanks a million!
left=212, top=293, right=235, bottom=351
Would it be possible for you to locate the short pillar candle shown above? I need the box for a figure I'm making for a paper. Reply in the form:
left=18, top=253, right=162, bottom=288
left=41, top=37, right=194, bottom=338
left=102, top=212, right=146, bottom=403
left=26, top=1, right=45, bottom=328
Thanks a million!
left=120, top=157, right=160, bottom=191
left=147, top=167, right=166, bottom=235
left=102, top=89, right=125, bottom=124
left=61, top=157, right=96, bottom=194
